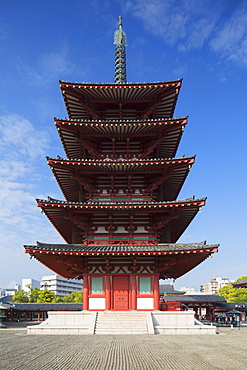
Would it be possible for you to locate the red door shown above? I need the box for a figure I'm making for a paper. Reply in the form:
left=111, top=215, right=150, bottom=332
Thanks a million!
left=113, top=276, right=129, bottom=310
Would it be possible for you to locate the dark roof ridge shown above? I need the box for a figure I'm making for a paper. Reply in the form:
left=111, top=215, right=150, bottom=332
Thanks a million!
left=54, top=115, right=188, bottom=123
left=37, top=196, right=207, bottom=205
left=23, top=241, right=219, bottom=252
left=59, top=78, right=183, bottom=86
left=33, top=241, right=208, bottom=248
left=46, top=155, right=196, bottom=162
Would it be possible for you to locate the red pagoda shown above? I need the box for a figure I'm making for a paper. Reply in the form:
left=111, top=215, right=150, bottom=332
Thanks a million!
left=24, top=17, right=219, bottom=311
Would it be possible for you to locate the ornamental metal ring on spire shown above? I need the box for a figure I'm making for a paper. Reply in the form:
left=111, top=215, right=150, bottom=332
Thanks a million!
left=114, top=16, right=127, bottom=84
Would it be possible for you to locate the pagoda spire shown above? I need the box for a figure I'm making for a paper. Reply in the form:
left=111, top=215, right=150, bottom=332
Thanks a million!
left=114, top=16, right=127, bottom=84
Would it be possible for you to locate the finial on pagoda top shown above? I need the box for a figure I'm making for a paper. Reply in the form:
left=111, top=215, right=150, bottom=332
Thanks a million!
left=114, top=16, right=127, bottom=47
left=114, top=16, right=127, bottom=84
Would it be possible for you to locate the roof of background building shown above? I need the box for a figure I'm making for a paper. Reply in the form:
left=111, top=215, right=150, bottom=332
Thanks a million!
left=163, top=295, right=226, bottom=303
left=216, top=302, right=247, bottom=309
left=3, top=303, right=82, bottom=310
left=233, top=279, right=247, bottom=287
left=0, top=296, right=14, bottom=304
left=159, top=284, right=185, bottom=295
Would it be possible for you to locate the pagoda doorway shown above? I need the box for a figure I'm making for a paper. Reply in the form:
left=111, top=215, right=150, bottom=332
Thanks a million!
left=113, top=276, right=129, bottom=310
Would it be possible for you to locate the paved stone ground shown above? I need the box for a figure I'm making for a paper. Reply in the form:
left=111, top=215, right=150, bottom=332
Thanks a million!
left=0, top=323, right=247, bottom=369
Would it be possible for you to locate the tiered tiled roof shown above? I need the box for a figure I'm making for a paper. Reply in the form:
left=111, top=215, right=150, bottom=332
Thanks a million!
left=59, top=80, right=182, bottom=120
left=24, top=241, right=219, bottom=280
left=55, top=117, right=187, bottom=160
left=25, top=240, right=218, bottom=254
left=23, top=20, right=219, bottom=286
left=36, top=196, right=206, bottom=244
left=47, top=155, right=195, bottom=202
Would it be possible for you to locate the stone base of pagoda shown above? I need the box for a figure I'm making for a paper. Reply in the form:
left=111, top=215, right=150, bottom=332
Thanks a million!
left=27, top=311, right=94, bottom=335
left=27, top=310, right=216, bottom=335
left=152, top=311, right=216, bottom=334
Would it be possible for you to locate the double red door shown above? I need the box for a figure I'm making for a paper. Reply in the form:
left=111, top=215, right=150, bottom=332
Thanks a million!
left=113, top=276, right=129, bottom=310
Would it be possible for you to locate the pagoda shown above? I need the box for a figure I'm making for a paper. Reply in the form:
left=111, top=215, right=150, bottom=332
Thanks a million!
left=24, top=17, right=219, bottom=311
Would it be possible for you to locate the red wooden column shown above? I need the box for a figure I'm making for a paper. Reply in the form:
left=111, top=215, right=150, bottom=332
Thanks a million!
left=131, top=275, right=137, bottom=310
left=83, top=275, right=89, bottom=310
left=153, top=274, right=160, bottom=310
left=106, top=275, right=111, bottom=310
left=211, top=307, right=215, bottom=321
left=38, top=312, right=41, bottom=322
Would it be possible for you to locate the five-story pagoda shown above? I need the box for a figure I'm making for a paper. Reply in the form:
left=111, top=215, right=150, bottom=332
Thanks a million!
left=24, top=17, right=219, bottom=311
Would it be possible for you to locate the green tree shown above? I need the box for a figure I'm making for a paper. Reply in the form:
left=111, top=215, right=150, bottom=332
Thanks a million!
left=226, top=288, right=247, bottom=303
left=12, top=287, right=82, bottom=303
left=234, top=276, right=247, bottom=283
left=217, top=284, right=234, bottom=300
left=52, top=296, right=63, bottom=303
left=62, top=291, right=83, bottom=303
left=29, top=288, right=40, bottom=303
left=218, top=277, right=247, bottom=303
left=12, top=289, right=29, bottom=303
left=37, top=290, right=55, bottom=303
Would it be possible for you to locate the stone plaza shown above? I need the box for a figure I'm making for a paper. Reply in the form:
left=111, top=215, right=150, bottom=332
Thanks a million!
left=0, top=322, right=246, bottom=369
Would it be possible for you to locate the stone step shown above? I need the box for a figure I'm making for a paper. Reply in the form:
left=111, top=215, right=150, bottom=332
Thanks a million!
left=95, top=316, right=145, bottom=322
left=97, top=315, right=146, bottom=318
left=95, top=324, right=146, bottom=327
left=95, top=331, right=148, bottom=334
left=94, top=312, right=148, bottom=334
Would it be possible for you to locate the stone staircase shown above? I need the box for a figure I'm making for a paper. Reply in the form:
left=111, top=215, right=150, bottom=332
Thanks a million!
left=94, top=311, right=149, bottom=334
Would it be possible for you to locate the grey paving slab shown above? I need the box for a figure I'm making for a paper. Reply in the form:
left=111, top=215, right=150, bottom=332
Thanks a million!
left=0, top=325, right=246, bottom=370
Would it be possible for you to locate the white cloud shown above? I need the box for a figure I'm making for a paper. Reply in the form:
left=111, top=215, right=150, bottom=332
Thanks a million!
left=186, top=17, right=216, bottom=50
left=125, top=0, right=219, bottom=50
left=125, top=0, right=247, bottom=70
left=17, top=44, right=77, bottom=87
left=0, top=114, right=49, bottom=162
left=17, top=57, right=46, bottom=87
left=40, top=45, right=75, bottom=76
left=0, top=114, right=61, bottom=253
left=210, top=7, right=247, bottom=66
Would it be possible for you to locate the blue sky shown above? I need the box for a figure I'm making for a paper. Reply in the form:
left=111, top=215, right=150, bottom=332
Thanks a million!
left=1, top=0, right=247, bottom=290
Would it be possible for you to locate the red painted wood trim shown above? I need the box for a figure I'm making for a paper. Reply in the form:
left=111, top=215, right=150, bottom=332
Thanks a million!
left=137, top=294, right=153, bottom=298
left=153, top=274, right=160, bottom=310
left=83, top=274, right=88, bottom=310
left=105, top=275, right=111, bottom=310
left=88, top=294, right=106, bottom=298
left=59, top=80, right=182, bottom=89
left=26, top=248, right=218, bottom=257
left=131, top=276, right=137, bottom=310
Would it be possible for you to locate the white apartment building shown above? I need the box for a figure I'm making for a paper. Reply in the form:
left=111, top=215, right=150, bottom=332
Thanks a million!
left=2, top=288, right=17, bottom=296
left=40, top=274, right=83, bottom=297
left=22, top=278, right=40, bottom=292
left=202, top=277, right=231, bottom=294
left=179, top=287, right=204, bottom=295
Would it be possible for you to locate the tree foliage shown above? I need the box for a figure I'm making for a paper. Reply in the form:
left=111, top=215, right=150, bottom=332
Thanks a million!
left=12, top=289, right=29, bottom=303
left=218, top=276, right=247, bottom=303
left=62, top=292, right=83, bottom=303
left=12, top=286, right=82, bottom=303
left=36, top=290, right=55, bottom=303
left=235, top=276, right=247, bottom=283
